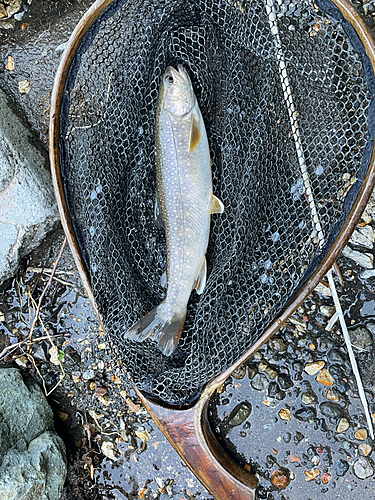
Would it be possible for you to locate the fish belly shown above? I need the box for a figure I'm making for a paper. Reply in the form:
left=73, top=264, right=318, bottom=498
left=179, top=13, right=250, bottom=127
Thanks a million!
left=156, top=104, right=212, bottom=319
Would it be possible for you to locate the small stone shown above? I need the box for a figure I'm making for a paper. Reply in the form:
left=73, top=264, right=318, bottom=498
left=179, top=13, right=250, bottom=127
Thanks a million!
left=311, top=455, right=320, bottom=466
left=316, top=368, right=334, bottom=386
left=342, top=246, right=373, bottom=268
left=295, top=406, right=316, bottom=422
left=320, top=402, right=344, bottom=418
left=350, top=225, right=375, bottom=249
left=264, top=366, right=278, bottom=380
left=304, top=361, right=325, bottom=375
left=349, top=327, right=373, bottom=349
left=337, top=418, right=350, bottom=433
left=278, top=373, right=293, bottom=390
left=253, top=352, right=262, bottom=360
left=58, top=412, right=68, bottom=421
left=251, top=373, right=268, bottom=391
left=15, top=355, right=28, bottom=368
left=315, top=283, right=332, bottom=297
left=321, top=472, right=332, bottom=484
left=5, top=55, right=14, bottom=71
left=355, top=428, right=368, bottom=441
left=327, top=389, right=340, bottom=402
left=268, top=382, right=285, bottom=400
left=302, top=393, right=317, bottom=405
left=49, top=345, right=60, bottom=366
left=18, top=79, right=31, bottom=94
left=268, top=337, right=286, bottom=352
left=289, top=316, right=307, bottom=331
left=289, top=454, right=301, bottom=463
left=305, top=468, right=320, bottom=481
left=279, top=408, right=291, bottom=421
left=72, top=374, right=81, bottom=383
left=228, top=402, right=252, bottom=427
left=94, top=386, right=107, bottom=397
left=82, top=369, right=95, bottom=381
left=335, top=459, right=349, bottom=476
left=271, top=468, right=290, bottom=489
left=320, top=305, right=336, bottom=317
left=232, top=365, right=247, bottom=379
left=89, top=382, right=96, bottom=391
left=247, top=364, right=257, bottom=379
left=135, top=429, right=150, bottom=442
left=359, top=444, right=372, bottom=456
left=360, top=270, right=375, bottom=280
left=97, top=343, right=106, bottom=350
left=353, top=456, right=374, bottom=479
left=101, top=441, right=119, bottom=461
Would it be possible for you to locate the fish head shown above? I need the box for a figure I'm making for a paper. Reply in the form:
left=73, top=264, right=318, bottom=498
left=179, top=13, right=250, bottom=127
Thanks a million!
left=161, top=65, right=195, bottom=117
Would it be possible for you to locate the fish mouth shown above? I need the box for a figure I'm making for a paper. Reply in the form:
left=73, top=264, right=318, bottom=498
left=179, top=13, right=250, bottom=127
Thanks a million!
left=169, top=65, right=188, bottom=85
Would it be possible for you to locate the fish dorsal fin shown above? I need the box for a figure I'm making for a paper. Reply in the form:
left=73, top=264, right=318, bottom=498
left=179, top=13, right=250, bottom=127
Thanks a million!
left=208, top=194, right=224, bottom=214
left=194, top=257, right=207, bottom=295
left=189, top=111, right=201, bottom=153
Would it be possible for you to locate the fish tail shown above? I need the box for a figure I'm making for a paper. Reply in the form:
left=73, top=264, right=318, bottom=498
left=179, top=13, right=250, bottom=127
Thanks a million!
left=126, top=307, right=186, bottom=357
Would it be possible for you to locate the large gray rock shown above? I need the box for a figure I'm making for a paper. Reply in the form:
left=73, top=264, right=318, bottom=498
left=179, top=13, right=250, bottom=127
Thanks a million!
left=0, top=89, right=58, bottom=284
left=0, top=368, right=66, bottom=500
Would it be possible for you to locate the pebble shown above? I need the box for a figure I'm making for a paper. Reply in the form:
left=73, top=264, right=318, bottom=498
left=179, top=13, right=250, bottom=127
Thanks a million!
left=289, top=316, right=307, bottom=331
left=320, top=402, right=344, bottom=418
left=355, top=428, right=368, bottom=441
left=359, top=444, right=372, bottom=456
left=271, top=468, right=290, bottom=489
left=311, top=455, right=320, bottom=466
left=337, top=418, right=350, bottom=433
left=232, top=365, right=247, bottom=379
left=335, top=459, right=349, bottom=476
left=228, top=402, right=252, bottom=427
left=353, top=456, right=374, bottom=479
left=302, top=393, right=317, bottom=405
left=327, top=389, right=340, bottom=402
left=101, top=441, right=120, bottom=461
left=342, top=246, right=374, bottom=268
left=315, top=283, right=332, bottom=297
left=349, top=326, right=373, bottom=349
left=82, top=369, right=95, bottom=381
left=305, top=468, right=320, bottom=481
left=278, top=373, right=293, bottom=389
left=247, top=364, right=258, bottom=379
left=360, top=270, right=375, bottom=280
left=268, top=337, right=286, bottom=352
left=279, top=408, right=291, bottom=421
left=251, top=373, right=268, bottom=391
left=320, top=305, right=336, bottom=317
left=304, top=361, right=325, bottom=375
left=316, top=368, right=334, bottom=386
left=294, top=406, right=316, bottom=422
left=289, top=454, right=301, bottom=463
left=327, top=348, right=348, bottom=365
left=321, top=472, right=332, bottom=484
left=18, top=79, right=31, bottom=95
left=350, top=225, right=375, bottom=250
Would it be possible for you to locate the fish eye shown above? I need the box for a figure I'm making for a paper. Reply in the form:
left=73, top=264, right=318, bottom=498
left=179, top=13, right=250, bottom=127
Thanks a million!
left=164, top=75, right=174, bottom=85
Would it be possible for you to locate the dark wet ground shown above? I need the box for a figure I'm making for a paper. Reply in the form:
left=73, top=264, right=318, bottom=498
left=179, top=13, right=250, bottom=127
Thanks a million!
left=1, top=0, right=375, bottom=499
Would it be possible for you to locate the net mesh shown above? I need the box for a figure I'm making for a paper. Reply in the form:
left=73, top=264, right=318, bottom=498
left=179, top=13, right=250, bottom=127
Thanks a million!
left=59, top=0, right=374, bottom=405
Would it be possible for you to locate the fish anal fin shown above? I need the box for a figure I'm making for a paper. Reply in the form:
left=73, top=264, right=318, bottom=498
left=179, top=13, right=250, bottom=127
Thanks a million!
left=208, top=194, right=224, bottom=214
left=189, top=112, right=201, bottom=152
left=195, top=257, right=207, bottom=295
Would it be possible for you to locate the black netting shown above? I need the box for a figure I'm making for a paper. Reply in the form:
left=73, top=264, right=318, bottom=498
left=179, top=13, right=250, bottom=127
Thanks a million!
left=59, top=0, right=374, bottom=405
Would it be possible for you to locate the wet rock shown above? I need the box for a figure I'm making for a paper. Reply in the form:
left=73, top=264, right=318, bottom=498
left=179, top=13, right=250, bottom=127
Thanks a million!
left=350, top=225, right=375, bottom=250
left=279, top=408, right=291, bottom=421
left=271, top=468, right=290, bottom=489
left=82, top=369, right=95, bottom=381
left=305, top=468, right=320, bottom=481
left=228, top=402, right=252, bottom=427
left=232, top=365, right=247, bottom=379
left=335, top=459, right=349, bottom=476
left=267, top=382, right=285, bottom=400
left=342, top=247, right=373, bottom=268
left=353, top=456, right=374, bottom=479
left=318, top=336, right=334, bottom=351
left=349, top=326, right=373, bottom=349
left=315, top=283, right=332, bottom=297
left=359, top=444, right=372, bottom=456
left=320, top=305, right=336, bottom=317
left=327, top=389, right=340, bottom=402
left=360, top=270, right=375, bottom=280
left=321, top=472, right=332, bottom=484
left=337, top=418, right=350, bottom=433
left=0, top=368, right=66, bottom=499
left=247, top=363, right=258, bottom=379
left=316, top=368, right=334, bottom=386
left=268, top=337, right=286, bottom=352
left=251, top=373, right=268, bottom=391
left=294, top=406, right=316, bottom=422
left=327, top=348, right=348, bottom=365
left=302, top=393, right=317, bottom=405
left=0, top=90, right=58, bottom=284
left=101, top=441, right=120, bottom=461
left=289, top=315, right=307, bottom=331
left=259, top=362, right=278, bottom=380
left=355, top=428, right=368, bottom=441
left=311, top=455, right=320, bottom=466
left=304, top=361, right=325, bottom=375
left=278, top=373, right=293, bottom=390
left=320, top=402, right=344, bottom=418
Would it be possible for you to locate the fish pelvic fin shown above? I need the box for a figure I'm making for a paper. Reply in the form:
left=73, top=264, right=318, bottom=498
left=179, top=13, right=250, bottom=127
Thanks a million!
left=208, top=194, right=224, bottom=214
left=126, top=307, right=186, bottom=357
left=194, top=257, right=207, bottom=295
left=189, top=111, right=202, bottom=152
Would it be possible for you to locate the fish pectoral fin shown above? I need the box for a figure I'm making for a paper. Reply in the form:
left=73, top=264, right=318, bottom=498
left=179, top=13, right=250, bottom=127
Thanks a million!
left=189, top=111, right=202, bottom=153
left=194, top=257, right=207, bottom=295
left=160, top=271, right=167, bottom=288
left=208, top=194, right=224, bottom=214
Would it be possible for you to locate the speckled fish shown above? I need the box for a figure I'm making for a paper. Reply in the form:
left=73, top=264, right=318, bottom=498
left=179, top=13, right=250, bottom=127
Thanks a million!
left=126, top=65, right=224, bottom=356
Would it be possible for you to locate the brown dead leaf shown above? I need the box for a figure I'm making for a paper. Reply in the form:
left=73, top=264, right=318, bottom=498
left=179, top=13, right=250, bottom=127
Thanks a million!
left=126, top=397, right=140, bottom=413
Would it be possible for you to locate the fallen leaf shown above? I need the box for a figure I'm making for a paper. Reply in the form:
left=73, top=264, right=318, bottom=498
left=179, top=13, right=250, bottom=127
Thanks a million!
left=126, top=397, right=141, bottom=413
left=6, top=56, right=14, bottom=71
left=95, top=386, right=108, bottom=397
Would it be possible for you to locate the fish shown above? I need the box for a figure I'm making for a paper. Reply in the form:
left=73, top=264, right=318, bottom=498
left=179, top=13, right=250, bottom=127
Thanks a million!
left=125, top=65, right=224, bottom=356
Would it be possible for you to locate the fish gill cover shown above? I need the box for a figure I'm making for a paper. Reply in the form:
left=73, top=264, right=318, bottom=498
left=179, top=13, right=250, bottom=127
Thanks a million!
left=59, top=0, right=373, bottom=405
